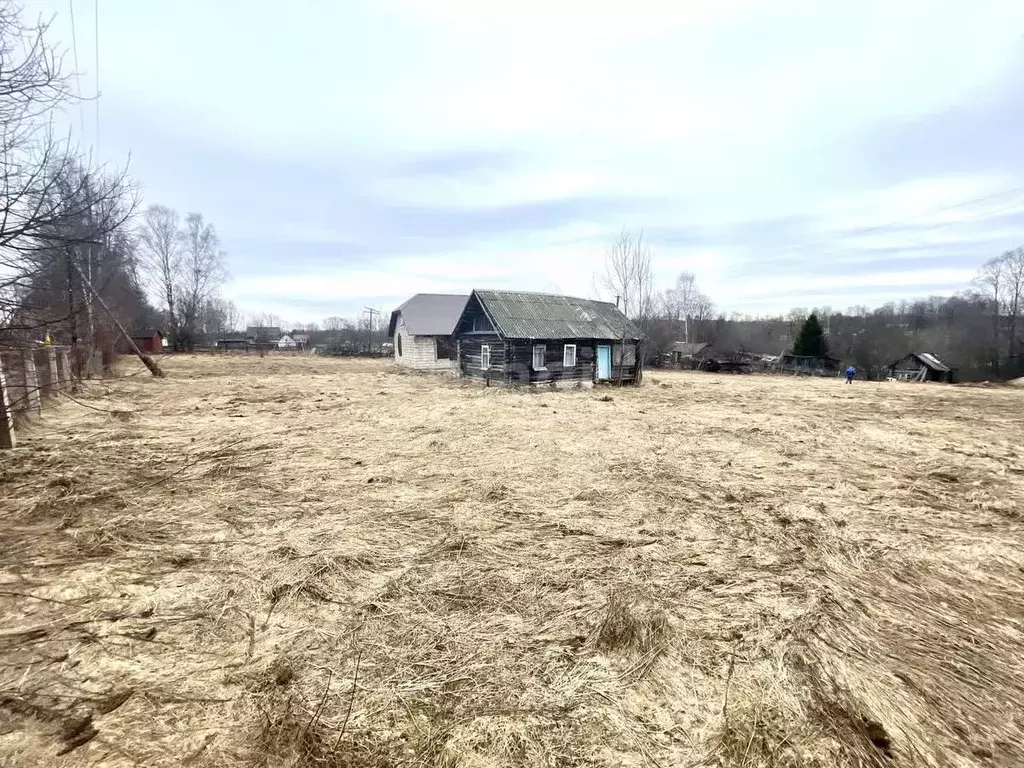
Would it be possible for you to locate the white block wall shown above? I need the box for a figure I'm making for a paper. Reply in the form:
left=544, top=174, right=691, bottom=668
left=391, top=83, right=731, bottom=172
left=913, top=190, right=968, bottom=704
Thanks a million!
left=393, top=321, right=457, bottom=371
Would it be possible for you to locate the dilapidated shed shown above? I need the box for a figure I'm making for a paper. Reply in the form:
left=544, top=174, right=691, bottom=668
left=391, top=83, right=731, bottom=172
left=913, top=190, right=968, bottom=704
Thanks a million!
left=454, top=290, right=642, bottom=386
left=669, top=341, right=710, bottom=367
left=888, top=352, right=954, bottom=383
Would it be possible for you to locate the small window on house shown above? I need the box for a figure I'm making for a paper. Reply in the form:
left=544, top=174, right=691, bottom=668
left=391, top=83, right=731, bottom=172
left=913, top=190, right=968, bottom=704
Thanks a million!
left=563, top=344, right=576, bottom=367
left=481, top=344, right=491, bottom=369
left=397, top=334, right=403, bottom=356
left=532, top=344, right=546, bottom=370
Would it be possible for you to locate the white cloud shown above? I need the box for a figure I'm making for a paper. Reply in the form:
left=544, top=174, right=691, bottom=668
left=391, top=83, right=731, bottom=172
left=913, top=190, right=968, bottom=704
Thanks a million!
left=31, top=0, right=1024, bottom=321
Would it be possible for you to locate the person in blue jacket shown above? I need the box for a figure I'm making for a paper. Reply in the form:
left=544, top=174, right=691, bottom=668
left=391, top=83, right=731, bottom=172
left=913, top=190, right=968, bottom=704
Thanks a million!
left=845, top=365, right=856, bottom=384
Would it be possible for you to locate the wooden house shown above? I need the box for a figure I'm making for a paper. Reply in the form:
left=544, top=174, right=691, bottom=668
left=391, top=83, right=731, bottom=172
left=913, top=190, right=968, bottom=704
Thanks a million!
left=216, top=336, right=249, bottom=351
left=888, top=352, right=953, bottom=383
left=388, top=294, right=468, bottom=371
left=454, top=290, right=642, bottom=386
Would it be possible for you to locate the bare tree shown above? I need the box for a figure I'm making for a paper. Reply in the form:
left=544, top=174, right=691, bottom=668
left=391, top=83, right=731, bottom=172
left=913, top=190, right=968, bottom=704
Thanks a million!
left=1002, top=247, right=1024, bottom=371
left=690, top=291, right=715, bottom=342
left=138, top=205, right=182, bottom=346
left=603, top=228, right=654, bottom=321
left=975, top=255, right=1007, bottom=376
left=177, top=213, right=226, bottom=350
left=248, top=312, right=283, bottom=331
left=0, top=4, right=141, bottom=351
left=601, top=228, right=654, bottom=382
left=662, top=271, right=715, bottom=343
left=196, top=297, right=240, bottom=337
left=0, top=6, right=71, bottom=290
left=222, top=299, right=242, bottom=333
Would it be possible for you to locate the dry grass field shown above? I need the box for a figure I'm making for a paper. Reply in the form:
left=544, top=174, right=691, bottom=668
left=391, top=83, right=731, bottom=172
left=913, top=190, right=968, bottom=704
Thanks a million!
left=1, top=354, right=1023, bottom=767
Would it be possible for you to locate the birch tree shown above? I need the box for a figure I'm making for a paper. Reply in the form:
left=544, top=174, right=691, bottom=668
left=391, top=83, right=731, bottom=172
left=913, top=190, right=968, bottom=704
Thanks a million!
left=177, top=213, right=226, bottom=350
left=138, top=205, right=182, bottom=347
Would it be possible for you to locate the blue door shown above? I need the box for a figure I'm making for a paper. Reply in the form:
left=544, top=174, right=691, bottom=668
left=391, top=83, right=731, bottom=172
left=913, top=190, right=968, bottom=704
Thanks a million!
left=597, top=345, right=611, bottom=380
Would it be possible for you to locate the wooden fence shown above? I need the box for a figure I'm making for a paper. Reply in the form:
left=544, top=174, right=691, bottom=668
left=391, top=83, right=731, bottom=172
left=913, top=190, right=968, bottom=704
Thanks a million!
left=0, top=345, right=88, bottom=450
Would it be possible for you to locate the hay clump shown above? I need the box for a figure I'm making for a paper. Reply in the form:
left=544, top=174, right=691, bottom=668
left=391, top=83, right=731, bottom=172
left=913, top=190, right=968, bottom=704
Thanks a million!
left=589, top=588, right=669, bottom=656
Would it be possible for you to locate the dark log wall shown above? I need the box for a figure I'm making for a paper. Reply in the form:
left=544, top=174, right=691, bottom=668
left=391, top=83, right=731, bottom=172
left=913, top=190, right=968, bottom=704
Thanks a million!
left=610, top=342, right=639, bottom=383
left=459, top=334, right=505, bottom=381
left=506, top=339, right=596, bottom=383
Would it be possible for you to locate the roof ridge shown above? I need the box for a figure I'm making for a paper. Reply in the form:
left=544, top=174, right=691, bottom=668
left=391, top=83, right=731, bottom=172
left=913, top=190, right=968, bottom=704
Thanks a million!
left=475, top=288, right=615, bottom=306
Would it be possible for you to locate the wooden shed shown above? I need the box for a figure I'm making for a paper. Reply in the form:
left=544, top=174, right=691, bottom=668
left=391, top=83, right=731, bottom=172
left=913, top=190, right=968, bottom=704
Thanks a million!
left=388, top=293, right=468, bottom=372
left=127, top=330, right=164, bottom=354
left=217, top=337, right=249, bottom=352
left=454, top=289, right=642, bottom=386
left=669, top=341, right=710, bottom=367
left=888, top=352, right=954, bottom=383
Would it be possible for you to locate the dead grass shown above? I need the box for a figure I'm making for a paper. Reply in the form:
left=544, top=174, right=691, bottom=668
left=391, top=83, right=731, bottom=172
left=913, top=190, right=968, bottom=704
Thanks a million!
left=2, top=354, right=1023, bottom=766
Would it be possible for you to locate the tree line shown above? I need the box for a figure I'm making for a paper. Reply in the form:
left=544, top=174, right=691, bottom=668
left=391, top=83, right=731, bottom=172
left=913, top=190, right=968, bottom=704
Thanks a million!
left=695, top=249, right=1024, bottom=380
left=3, top=1, right=1020, bottom=381
left=604, top=229, right=1024, bottom=381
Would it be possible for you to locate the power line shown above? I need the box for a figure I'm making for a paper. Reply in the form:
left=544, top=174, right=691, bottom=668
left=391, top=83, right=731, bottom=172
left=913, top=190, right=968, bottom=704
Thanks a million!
left=94, top=0, right=100, bottom=156
left=67, top=0, right=85, bottom=137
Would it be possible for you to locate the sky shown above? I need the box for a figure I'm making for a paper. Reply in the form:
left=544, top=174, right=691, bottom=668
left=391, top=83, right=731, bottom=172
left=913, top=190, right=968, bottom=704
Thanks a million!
left=29, top=0, right=1024, bottom=323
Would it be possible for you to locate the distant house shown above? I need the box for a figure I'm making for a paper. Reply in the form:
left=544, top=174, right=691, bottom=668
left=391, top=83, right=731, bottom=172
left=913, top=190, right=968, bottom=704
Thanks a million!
left=245, top=326, right=281, bottom=351
left=778, top=353, right=841, bottom=375
left=888, top=352, right=953, bottom=383
left=669, top=341, right=709, bottom=366
left=453, top=289, right=642, bottom=386
left=277, top=334, right=297, bottom=350
left=388, top=293, right=469, bottom=371
left=128, top=330, right=164, bottom=355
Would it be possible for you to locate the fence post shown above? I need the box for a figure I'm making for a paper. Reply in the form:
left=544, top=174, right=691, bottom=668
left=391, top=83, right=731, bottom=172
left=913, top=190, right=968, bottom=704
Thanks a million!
left=22, top=350, right=42, bottom=416
left=0, top=354, right=15, bottom=449
left=46, top=348, right=59, bottom=395
left=60, top=348, right=72, bottom=391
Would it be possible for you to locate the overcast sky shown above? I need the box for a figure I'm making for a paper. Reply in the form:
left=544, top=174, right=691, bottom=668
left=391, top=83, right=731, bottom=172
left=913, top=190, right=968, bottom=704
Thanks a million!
left=32, top=0, right=1024, bottom=323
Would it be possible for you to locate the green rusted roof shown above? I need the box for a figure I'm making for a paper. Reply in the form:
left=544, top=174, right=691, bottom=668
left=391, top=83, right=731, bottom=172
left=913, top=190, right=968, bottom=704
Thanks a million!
left=473, top=290, right=641, bottom=341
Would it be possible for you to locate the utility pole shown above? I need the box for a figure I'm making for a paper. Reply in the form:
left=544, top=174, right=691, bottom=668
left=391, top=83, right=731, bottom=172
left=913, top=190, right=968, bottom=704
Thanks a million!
left=363, top=307, right=379, bottom=355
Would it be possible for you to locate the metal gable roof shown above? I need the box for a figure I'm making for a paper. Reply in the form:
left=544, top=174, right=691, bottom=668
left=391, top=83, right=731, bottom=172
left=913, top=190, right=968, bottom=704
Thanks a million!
left=473, top=290, right=641, bottom=340
left=388, top=293, right=469, bottom=336
left=915, top=352, right=951, bottom=372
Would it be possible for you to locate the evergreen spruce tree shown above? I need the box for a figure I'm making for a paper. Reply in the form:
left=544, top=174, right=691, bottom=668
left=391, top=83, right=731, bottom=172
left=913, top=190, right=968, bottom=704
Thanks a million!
left=793, top=313, right=828, bottom=357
